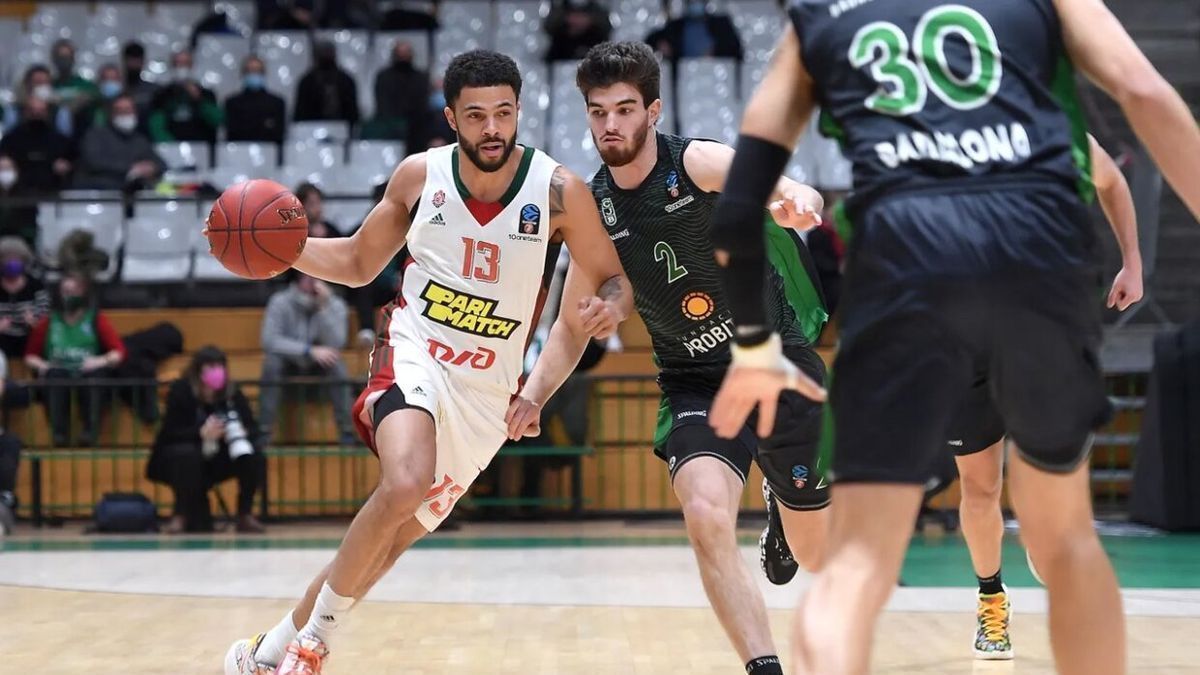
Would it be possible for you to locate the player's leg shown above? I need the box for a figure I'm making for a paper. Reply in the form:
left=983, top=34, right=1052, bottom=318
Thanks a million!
left=791, top=308, right=972, bottom=674
left=755, top=350, right=831, bottom=579
left=674, top=454, right=780, bottom=670
left=1007, top=449, right=1123, bottom=674
left=992, top=271, right=1123, bottom=674
left=955, top=441, right=1013, bottom=659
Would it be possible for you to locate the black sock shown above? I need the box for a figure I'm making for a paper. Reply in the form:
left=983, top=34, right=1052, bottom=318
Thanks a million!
left=977, top=569, right=1004, bottom=595
left=746, top=655, right=783, bottom=675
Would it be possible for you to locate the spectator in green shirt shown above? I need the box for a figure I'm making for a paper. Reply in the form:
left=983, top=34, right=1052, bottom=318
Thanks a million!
left=148, top=50, right=222, bottom=143
left=50, top=39, right=99, bottom=118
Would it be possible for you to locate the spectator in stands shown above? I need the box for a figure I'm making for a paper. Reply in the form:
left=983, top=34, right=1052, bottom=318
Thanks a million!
left=147, top=345, right=266, bottom=534
left=295, top=182, right=342, bottom=238
left=368, top=41, right=429, bottom=142
left=50, top=39, right=99, bottom=116
left=258, top=270, right=355, bottom=447
left=225, top=56, right=287, bottom=144
left=0, top=350, right=22, bottom=536
left=122, top=41, right=161, bottom=118
left=646, top=0, right=743, bottom=61
left=148, top=50, right=223, bottom=143
left=0, top=159, right=39, bottom=248
left=0, top=95, right=73, bottom=193
left=544, top=0, right=613, bottom=61
left=0, top=237, right=48, bottom=359
left=294, top=40, right=359, bottom=127
left=25, top=272, right=126, bottom=447
left=4, top=66, right=73, bottom=137
left=75, top=94, right=165, bottom=190
left=418, top=78, right=455, bottom=150
left=73, top=64, right=125, bottom=140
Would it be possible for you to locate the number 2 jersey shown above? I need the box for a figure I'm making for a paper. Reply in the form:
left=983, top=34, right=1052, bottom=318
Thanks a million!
left=589, top=132, right=828, bottom=388
left=793, top=0, right=1098, bottom=270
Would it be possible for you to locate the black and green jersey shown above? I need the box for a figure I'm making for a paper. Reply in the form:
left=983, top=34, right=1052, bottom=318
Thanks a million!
left=590, top=132, right=827, bottom=385
left=793, top=0, right=1094, bottom=216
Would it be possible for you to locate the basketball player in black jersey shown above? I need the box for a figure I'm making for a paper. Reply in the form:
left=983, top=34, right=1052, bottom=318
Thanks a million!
left=706, top=0, right=1200, bottom=673
left=508, top=41, right=827, bottom=675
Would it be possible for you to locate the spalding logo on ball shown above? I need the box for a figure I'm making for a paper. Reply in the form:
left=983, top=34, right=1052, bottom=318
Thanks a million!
left=204, top=179, right=310, bottom=280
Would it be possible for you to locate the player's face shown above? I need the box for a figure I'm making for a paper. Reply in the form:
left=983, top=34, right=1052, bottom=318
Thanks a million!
left=586, top=83, right=660, bottom=168
left=448, top=86, right=519, bottom=173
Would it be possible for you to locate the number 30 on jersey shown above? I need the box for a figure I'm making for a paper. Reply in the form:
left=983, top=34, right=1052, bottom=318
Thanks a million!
left=850, top=5, right=1002, bottom=116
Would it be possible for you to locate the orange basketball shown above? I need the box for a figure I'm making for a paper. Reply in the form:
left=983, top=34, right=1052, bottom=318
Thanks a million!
left=204, top=179, right=309, bottom=280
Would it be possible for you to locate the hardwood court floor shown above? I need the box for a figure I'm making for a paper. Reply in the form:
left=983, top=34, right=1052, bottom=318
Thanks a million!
left=1, top=585, right=1197, bottom=674
left=2, top=522, right=1198, bottom=673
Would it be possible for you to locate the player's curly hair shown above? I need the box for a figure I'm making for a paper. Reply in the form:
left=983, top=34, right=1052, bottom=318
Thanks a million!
left=443, top=50, right=522, bottom=107
left=575, top=41, right=661, bottom=107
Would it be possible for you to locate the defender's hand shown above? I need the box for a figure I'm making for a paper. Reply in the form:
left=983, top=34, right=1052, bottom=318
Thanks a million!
left=769, top=196, right=822, bottom=231
left=710, top=334, right=826, bottom=438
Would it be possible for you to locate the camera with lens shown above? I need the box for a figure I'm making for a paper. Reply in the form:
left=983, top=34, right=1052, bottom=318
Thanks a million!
left=218, top=408, right=255, bottom=459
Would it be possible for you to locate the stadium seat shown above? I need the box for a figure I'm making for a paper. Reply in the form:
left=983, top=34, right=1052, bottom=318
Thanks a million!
left=38, top=203, right=124, bottom=280
left=29, top=3, right=92, bottom=41
left=255, top=31, right=311, bottom=113
left=285, top=142, right=345, bottom=175
left=90, top=2, right=153, bottom=45
left=549, top=61, right=598, bottom=178
left=288, top=120, right=351, bottom=145
left=610, top=0, right=664, bottom=43
left=313, top=30, right=372, bottom=118
left=151, top=2, right=212, bottom=46
left=678, top=58, right=738, bottom=144
left=433, top=1, right=495, bottom=75
left=211, top=1, right=258, bottom=36
left=157, top=142, right=212, bottom=175
left=123, top=206, right=195, bottom=283
left=195, top=35, right=253, bottom=103
left=727, top=0, right=782, bottom=71
left=323, top=199, right=375, bottom=232
left=0, top=20, right=26, bottom=88
left=348, top=141, right=405, bottom=176
left=495, top=1, right=549, bottom=65
left=205, top=167, right=255, bottom=192
left=217, top=142, right=281, bottom=171
left=518, top=62, right=550, bottom=150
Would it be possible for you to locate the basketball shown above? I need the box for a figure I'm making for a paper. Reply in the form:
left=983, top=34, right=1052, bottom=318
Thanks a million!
left=204, top=179, right=309, bottom=280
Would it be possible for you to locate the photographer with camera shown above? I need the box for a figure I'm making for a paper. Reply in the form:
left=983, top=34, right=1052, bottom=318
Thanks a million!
left=146, top=346, right=266, bottom=534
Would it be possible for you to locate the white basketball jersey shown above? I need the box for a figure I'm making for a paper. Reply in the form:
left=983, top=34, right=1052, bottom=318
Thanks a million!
left=387, top=143, right=558, bottom=394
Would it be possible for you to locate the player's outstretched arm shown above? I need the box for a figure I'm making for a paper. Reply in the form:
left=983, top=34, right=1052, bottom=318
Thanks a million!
left=1089, top=134, right=1143, bottom=310
left=1057, top=0, right=1200, bottom=222
left=291, top=155, right=421, bottom=288
left=684, top=140, right=823, bottom=230
left=549, top=166, right=634, bottom=327
left=505, top=264, right=597, bottom=440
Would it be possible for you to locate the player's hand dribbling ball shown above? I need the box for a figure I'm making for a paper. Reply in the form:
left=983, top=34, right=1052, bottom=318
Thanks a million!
left=204, top=179, right=309, bottom=279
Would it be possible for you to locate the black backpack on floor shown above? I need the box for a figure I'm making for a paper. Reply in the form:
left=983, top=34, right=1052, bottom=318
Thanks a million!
left=93, top=492, right=159, bottom=533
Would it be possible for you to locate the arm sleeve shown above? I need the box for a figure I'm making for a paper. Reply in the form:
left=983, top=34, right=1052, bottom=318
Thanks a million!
left=24, top=317, right=48, bottom=357
left=94, top=313, right=127, bottom=358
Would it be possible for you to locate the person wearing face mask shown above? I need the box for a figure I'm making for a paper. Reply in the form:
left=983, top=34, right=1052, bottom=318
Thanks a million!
left=0, top=159, right=39, bottom=249
left=25, top=272, right=126, bottom=447
left=50, top=39, right=99, bottom=114
left=366, top=41, right=429, bottom=141
left=258, top=269, right=356, bottom=449
left=121, top=41, right=161, bottom=119
left=294, top=40, right=360, bottom=126
left=544, top=0, right=613, bottom=61
left=645, top=0, right=743, bottom=61
left=75, top=94, right=166, bottom=190
left=0, top=237, right=49, bottom=359
left=147, top=345, right=266, bottom=534
left=148, top=50, right=222, bottom=143
left=73, top=63, right=125, bottom=140
left=4, top=65, right=75, bottom=138
left=225, top=55, right=287, bottom=143
left=0, top=94, right=74, bottom=193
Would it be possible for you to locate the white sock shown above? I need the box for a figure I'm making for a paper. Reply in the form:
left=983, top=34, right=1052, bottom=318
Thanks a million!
left=300, top=582, right=356, bottom=646
left=255, top=610, right=301, bottom=666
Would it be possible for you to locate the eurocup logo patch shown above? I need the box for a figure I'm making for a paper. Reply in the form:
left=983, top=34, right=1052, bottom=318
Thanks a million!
left=519, top=203, right=541, bottom=235
left=791, top=464, right=809, bottom=489
left=666, top=170, right=681, bottom=198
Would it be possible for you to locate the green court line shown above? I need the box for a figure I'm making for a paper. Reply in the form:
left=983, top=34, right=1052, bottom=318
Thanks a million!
left=4, top=533, right=1199, bottom=589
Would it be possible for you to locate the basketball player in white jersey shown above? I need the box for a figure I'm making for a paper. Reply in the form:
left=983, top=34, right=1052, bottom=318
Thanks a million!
left=223, top=50, right=632, bottom=675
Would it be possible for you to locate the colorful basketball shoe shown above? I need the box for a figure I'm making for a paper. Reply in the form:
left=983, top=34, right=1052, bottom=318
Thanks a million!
left=273, top=632, right=329, bottom=675
left=224, top=633, right=273, bottom=675
left=974, top=586, right=1014, bottom=660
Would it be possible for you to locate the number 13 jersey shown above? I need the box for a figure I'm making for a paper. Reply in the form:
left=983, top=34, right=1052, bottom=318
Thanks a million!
left=387, top=143, right=558, bottom=395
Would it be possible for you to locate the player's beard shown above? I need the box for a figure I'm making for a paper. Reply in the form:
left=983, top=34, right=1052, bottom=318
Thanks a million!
left=458, top=132, right=517, bottom=173
left=595, top=121, right=649, bottom=168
